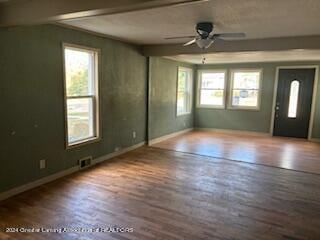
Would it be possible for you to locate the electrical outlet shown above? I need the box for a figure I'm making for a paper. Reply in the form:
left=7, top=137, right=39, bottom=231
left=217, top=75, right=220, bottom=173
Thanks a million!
left=132, top=131, right=136, bottom=139
left=183, top=122, right=186, bottom=127
left=39, top=159, right=46, bottom=169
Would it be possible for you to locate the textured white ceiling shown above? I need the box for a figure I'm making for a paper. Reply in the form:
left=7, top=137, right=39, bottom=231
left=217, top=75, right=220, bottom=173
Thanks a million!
left=165, top=50, right=320, bottom=64
left=61, top=0, right=320, bottom=45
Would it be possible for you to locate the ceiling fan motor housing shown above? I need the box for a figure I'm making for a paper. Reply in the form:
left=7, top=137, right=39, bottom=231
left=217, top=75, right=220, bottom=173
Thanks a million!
left=196, top=22, right=213, bottom=38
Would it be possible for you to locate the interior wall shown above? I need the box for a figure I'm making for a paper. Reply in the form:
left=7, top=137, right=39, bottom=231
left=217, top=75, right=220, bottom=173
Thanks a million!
left=2, top=24, right=320, bottom=195
left=195, top=62, right=320, bottom=139
left=0, top=24, right=147, bottom=193
left=148, top=57, right=194, bottom=140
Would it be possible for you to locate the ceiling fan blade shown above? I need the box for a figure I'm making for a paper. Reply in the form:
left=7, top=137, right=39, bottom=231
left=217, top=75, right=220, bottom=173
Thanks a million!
left=183, top=38, right=197, bottom=46
left=164, top=35, right=196, bottom=40
left=214, top=33, right=246, bottom=38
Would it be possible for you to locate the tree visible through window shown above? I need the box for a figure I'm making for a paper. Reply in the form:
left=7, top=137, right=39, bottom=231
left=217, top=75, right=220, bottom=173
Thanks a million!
left=64, top=44, right=100, bottom=147
left=67, top=69, right=89, bottom=96
left=177, top=67, right=193, bottom=116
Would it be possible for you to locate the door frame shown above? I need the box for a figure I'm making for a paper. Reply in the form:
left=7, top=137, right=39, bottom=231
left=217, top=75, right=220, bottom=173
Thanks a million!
left=270, top=65, right=319, bottom=140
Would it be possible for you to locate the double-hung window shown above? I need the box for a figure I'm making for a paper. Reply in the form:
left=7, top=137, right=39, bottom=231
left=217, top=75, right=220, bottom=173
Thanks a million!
left=63, top=44, right=100, bottom=147
left=177, top=67, right=193, bottom=116
left=229, top=69, right=262, bottom=110
left=197, top=70, right=226, bottom=108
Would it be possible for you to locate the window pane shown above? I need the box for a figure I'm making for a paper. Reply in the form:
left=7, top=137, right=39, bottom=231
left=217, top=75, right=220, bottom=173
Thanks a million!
left=177, top=73, right=187, bottom=114
left=65, top=48, right=95, bottom=96
left=200, top=89, right=224, bottom=106
left=178, top=75, right=186, bottom=92
left=233, top=72, right=260, bottom=89
left=232, top=90, right=258, bottom=107
left=67, top=98, right=94, bottom=144
left=288, top=80, right=300, bottom=118
left=201, top=72, right=225, bottom=89
left=177, top=91, right=187, bottom=114
left=177, top=68, right=192, bottom=115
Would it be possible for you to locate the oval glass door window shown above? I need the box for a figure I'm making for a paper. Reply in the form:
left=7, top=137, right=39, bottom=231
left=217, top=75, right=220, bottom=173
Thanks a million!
left=288, top=80, right=300, bottom=118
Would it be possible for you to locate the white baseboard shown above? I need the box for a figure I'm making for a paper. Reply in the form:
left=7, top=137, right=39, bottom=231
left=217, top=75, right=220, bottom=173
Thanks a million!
left=0, top=141, right=145, bottom=202
left=0, top=166, right=79, bottom=202
left=195, top=127, right=271, bottom=137
left=93, top=142, right=145, bottom=164
left=148, top=128, right=193, bottom=145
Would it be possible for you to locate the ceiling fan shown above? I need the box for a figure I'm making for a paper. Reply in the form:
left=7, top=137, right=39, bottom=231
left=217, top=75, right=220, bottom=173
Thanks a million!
left=165, top=22, right=246, bottom=49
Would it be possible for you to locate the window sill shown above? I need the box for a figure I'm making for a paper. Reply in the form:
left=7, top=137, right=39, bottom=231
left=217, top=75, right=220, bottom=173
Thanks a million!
left=177, top=112, right=192, bottom=117
left=66, top=136, right=101, bottom=150
left=196, top=105, right=225, bottom=109
left=227, top=106, right=260, bottom=111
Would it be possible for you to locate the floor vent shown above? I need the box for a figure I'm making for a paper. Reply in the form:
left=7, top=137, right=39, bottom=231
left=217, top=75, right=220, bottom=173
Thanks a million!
left=79, top=156, right=92, bottom=169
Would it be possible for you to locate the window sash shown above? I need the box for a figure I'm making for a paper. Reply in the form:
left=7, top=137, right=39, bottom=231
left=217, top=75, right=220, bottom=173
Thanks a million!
left=232, top=88, right=259, bottom=90
left=200, top=87, right=225, bottom=90
left=199, top=89, right=225, bottom=107
left=63, top=44, right=100, bottom=148
left=177, top=67, right=193, bottom=116
left=177, top=91, right=187, bottom=108
left=67, top=95, right=95, bottom=99
left=66, top=96, right=97, bottom=144
left=198, top=71, right=226, bottom=108
left=229, top=70, right=262, bottom=109
left=177, top=92, right=189, bottom=114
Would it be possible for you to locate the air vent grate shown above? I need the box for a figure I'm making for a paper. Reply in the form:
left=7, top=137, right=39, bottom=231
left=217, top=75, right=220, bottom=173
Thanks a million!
left=79, top=156, right=92, bottom=169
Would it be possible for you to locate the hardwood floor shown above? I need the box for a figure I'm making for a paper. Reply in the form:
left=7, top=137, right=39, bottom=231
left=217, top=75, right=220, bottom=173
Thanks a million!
left=1, top=146, right=320, bottom=239
left=151, top=130, right=320, bottom=174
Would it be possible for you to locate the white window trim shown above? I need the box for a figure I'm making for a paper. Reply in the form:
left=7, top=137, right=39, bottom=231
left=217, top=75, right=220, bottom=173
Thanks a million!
left=228, top=68, right=263, bottom=111
left=196, top=69, right=227, bottom=109
left=62, top=43, right=101, bottom=149
left=176, top=67, right=193, bottom=116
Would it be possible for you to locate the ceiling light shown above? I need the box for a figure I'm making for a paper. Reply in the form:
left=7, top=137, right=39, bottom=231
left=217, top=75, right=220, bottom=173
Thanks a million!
left=196, top=39, right=214, bottom=49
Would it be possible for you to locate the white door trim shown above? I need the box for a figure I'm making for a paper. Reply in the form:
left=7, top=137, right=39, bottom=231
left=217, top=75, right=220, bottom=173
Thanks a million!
left=270, top=65, right=319, bottom=140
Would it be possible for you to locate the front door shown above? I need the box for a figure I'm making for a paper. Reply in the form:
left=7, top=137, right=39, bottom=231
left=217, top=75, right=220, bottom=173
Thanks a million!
left=273, top=68, right=315, bottom=138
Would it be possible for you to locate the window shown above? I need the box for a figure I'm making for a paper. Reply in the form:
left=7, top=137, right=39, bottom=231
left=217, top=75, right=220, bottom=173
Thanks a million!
left=229, top=69, right=262, bottom=109
left=177, top=67, right=193, bottom=116
left=198, top=70, right=226, bottom=108
left=288, top=80, right=300, bottom=118
left=63, top=44, right=100, bottom=147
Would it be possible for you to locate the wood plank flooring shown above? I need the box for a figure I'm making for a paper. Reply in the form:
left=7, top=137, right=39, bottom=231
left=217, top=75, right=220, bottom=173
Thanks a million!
left=1, top=146, right=320, bottom=239
left=151, top=130, right=320, bottom=174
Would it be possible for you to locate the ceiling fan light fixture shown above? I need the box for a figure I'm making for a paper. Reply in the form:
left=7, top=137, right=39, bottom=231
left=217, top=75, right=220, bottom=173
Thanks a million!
left=165, top=21, right=245, bottom=49
left=196, top=38, right=214, bottom=49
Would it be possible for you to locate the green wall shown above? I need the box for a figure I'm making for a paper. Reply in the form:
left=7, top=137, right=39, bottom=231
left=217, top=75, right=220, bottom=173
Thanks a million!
left=0, top=25, right=147, bottom=193
left=149, top=57, right=195, bottom=140
left=195, top=62, right=320, bottom=138
left=1, top=24, right=320, bottom=194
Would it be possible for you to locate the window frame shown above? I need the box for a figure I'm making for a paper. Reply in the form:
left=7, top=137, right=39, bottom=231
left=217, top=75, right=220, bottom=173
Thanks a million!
left=62, top=43, right=101, bottom=149
left=196, top=69, right=227, bottom=109
left=228, top=69, right=263, bottom=111
left=176, top=67, right=193, bottom=117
